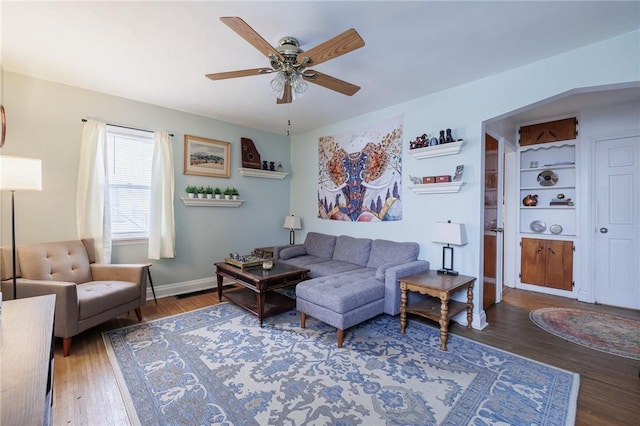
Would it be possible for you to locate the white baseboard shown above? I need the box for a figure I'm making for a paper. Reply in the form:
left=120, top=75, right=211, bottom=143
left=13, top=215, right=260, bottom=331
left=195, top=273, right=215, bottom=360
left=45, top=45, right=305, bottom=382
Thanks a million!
left=145, top=276, right=232, bottom=301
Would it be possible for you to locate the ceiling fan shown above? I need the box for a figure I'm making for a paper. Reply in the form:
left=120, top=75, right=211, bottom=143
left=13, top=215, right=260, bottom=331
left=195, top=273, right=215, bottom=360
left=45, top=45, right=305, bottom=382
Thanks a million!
left=206, top=17, right=365, bottom=104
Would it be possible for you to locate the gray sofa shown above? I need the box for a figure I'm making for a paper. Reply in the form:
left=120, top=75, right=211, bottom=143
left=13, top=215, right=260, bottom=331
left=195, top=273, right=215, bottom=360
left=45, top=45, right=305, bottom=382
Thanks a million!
left=274, top=232, right=430, bottom=347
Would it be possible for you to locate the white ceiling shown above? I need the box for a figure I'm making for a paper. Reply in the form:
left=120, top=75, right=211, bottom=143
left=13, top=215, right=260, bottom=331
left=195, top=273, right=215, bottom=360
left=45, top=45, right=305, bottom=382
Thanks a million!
left=2, top=1, right=639, bottom=136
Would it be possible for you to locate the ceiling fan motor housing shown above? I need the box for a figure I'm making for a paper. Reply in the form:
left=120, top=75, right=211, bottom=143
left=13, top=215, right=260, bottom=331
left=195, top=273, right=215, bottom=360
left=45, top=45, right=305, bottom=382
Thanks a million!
left=277, top=37, right=302, bottom=57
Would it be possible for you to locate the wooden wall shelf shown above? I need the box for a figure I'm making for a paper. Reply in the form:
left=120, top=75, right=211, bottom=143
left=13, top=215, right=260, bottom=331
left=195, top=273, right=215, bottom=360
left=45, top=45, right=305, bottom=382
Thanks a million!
left=239, top=168, right=288, bottom=179
left=181, top=197, right=244, bottom=207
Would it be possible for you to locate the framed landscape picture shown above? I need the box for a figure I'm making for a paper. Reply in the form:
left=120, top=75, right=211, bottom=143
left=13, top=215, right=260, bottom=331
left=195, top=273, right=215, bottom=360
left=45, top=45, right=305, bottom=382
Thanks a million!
left=183, top=135, right=231, bottom=178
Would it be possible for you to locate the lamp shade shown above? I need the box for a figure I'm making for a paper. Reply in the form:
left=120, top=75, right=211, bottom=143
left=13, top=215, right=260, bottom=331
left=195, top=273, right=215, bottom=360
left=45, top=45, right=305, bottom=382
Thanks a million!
left=0, top=155, right=42, bottom=191
left=283, top=215, right=302, bottom=230
left=432, top=221, right=467, bottom=246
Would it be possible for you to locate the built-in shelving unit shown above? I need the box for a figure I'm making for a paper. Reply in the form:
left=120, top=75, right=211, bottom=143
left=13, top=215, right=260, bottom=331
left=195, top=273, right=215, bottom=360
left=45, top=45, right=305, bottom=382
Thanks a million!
left=408, top=181, right=465, bottom=194
left=519, top=141, right=576, bottom=236
left=181, top=197, right=244, bottom=207
left=239, top=168, right=288, bottom=179
left=408, top=140, right=464, bottom=159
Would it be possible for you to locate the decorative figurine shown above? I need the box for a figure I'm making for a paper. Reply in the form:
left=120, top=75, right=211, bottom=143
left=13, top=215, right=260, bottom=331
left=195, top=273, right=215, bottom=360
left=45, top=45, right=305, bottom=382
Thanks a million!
left=439, top=130, right=446, bottom=144
left=446, top=128, right=455, bottom=143
left=277, top=162, right=283, bottom=172
left=269, top=161, right=275, bottom=171
left=262, top=160, right=268, bottom=170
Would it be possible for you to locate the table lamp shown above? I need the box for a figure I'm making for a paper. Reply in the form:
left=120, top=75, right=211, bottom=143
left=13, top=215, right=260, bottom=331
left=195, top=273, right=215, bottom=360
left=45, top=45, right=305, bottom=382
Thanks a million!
left=0, top=155, right=43, bottom=299
left=283, top=214, right=302, bottom=245
left=432, top=220, right=467, bottom=276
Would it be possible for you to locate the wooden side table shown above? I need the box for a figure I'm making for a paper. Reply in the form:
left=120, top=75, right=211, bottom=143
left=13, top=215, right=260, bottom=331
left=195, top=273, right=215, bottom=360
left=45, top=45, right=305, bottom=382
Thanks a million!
left=399, top=270, right=475, bottom=351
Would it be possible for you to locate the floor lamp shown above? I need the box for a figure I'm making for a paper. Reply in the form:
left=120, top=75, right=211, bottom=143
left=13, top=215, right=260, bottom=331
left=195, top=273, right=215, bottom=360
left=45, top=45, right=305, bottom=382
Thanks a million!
left=283, top=214, right=302, bottom=245
left=0, top=155, right=42, bottom=299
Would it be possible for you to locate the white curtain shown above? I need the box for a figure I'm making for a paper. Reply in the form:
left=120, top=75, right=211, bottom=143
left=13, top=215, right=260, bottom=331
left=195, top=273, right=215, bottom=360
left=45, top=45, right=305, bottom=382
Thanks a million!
left=148, top=131, right=175, bottom=259
left=76, top=119, right=112, bottom=263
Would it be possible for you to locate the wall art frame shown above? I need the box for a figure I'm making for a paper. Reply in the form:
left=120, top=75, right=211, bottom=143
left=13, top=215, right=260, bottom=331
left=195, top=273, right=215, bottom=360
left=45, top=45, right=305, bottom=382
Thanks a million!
left=183, top=134, right=231, bottom=178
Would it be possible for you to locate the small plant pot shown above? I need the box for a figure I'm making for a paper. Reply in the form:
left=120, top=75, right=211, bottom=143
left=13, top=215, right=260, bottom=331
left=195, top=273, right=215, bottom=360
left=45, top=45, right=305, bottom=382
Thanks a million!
left=232, top=195, right=239, bottom=200
left=214, top=194, right=221, bottom=200
left=224, top=195, right=231, bottom=200
left=187, top=193, right=195, bottom=198
left=198, top=194, right=205, bottom=199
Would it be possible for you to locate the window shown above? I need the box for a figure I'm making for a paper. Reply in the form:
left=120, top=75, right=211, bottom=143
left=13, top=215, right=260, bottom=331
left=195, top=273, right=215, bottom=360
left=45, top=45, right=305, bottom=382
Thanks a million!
left=106, top=125, right=154, bottom=240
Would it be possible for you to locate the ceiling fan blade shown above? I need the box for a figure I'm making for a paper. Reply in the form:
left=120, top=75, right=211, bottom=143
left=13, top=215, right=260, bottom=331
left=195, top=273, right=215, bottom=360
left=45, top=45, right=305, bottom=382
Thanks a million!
left=206, top=68, right=272, bottom=80
left=304, top=71, right=360, bottom=96
left=220, top=17, right=282, bottom=60
left=299, top=28, right=365, bottom=66
left=277, top=84, right=292, bottom=104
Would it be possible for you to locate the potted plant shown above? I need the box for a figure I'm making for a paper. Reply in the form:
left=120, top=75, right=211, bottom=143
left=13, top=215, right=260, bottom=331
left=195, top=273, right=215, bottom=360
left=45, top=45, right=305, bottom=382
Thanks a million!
left=197, top=186, right=206, bottom=199
left=204, top=186, right=214, bottom=199
left=223, top=187, right=233, bottom=200
left=186, top=185, right=198, bottom=198
left=214, top=187, right=222, bottom=200
left=231, top=188, right=240, bottom=200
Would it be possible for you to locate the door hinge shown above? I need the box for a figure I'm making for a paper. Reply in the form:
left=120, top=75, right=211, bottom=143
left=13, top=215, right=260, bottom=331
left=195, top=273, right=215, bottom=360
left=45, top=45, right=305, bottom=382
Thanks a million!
left=572, top=281, right=575, bottom=288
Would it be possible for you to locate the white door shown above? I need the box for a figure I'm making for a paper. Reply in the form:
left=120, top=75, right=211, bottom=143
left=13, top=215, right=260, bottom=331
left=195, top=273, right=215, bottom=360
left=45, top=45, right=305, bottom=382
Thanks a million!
left=594, top=136, right=640, bottom=309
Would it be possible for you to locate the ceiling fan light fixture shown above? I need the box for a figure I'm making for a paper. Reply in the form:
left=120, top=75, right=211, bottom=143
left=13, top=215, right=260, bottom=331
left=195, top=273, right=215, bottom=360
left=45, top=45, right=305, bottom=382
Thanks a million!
left=270, top=72, right=287, bottom=98
left=291, top=73, right=308, bottom=100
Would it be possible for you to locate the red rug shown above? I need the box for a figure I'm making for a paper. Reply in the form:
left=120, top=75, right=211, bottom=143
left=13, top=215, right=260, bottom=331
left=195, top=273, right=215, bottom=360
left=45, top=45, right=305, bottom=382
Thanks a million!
left=530, top=307, right=640, bottom=360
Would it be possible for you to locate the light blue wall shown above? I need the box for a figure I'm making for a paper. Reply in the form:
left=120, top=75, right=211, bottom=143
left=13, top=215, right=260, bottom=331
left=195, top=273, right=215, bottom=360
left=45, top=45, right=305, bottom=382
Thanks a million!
left=289, top=30, right=640, bottom=328
left=1, top=72, right=291, bottom=290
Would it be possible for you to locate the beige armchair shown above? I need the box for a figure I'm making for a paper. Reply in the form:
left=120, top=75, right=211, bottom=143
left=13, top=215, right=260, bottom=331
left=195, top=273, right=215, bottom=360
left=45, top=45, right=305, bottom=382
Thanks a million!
left=0, top=239, right=149, bottom=356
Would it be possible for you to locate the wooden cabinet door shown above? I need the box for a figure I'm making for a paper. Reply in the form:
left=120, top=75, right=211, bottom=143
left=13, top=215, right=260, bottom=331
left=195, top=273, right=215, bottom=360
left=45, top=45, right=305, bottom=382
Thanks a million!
left=544, top=240, right=573, bottom=291
left=521, top=238, right=573, bottom=290
left=519, top=117, right=577, bottom=146
left=520, top=238, right=546, bottom=286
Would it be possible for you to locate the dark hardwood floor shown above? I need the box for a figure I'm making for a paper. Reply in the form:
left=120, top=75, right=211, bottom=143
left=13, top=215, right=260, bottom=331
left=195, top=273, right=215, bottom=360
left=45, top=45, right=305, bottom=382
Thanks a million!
left=52, top=287, right=639, bottom=425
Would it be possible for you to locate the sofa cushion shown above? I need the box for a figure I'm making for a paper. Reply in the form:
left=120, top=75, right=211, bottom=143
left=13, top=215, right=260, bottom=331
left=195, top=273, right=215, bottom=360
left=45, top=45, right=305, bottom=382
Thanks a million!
left=366, top=239, right=419, bottom=269
left=297, top=277, right=384, bottom=314
left=18, top=240, right=93, bottom=283
left=303, top=232, right=337, bottom=259
left=279, top=255, right=327, bottom=270
left=77, top=280, right=140, bottom=319
left=279, top=245, right=307, bottom=260
left=305, top=261, right=367, bottom=278
left=332, top=235, right=372, bottom=266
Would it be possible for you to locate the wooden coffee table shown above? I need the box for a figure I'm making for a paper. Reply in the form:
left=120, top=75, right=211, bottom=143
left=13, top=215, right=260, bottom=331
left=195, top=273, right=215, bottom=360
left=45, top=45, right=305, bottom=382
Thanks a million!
left=215, top=261, right=309, bottom=326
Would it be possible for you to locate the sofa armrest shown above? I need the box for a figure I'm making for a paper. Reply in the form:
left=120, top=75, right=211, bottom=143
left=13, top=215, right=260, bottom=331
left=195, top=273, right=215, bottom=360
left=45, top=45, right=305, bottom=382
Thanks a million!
left=1, top=278, right=80, bottom=338
left=382, top=260, right=431, bottom=316
left=273, top=244, right=306, bottom=260
left=90, top=263, right=149, bottom=304
left=90, top=263, right=146, bottom=283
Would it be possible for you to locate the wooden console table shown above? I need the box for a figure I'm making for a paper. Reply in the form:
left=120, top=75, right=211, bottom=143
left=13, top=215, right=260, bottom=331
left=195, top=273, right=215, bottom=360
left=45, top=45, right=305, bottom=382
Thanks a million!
left=1, top=294, right=56, bottom=425
left=399, top=270, right=475, bottom=351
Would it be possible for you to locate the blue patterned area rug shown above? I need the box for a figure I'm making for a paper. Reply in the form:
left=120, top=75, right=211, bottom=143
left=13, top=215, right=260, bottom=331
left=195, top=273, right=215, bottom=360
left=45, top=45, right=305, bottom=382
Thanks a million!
left=103, top=303, right=579, bottom=426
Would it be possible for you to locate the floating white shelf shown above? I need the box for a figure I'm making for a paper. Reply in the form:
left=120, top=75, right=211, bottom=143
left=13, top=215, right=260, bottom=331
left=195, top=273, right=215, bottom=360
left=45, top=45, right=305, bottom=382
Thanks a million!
left=408, top=140, right=464, bottom=159
left=408, top=181, right=465, bottom=194
left=238, top=167, right=288, bottom=179
left=181, top=197, right=244, bottom=207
